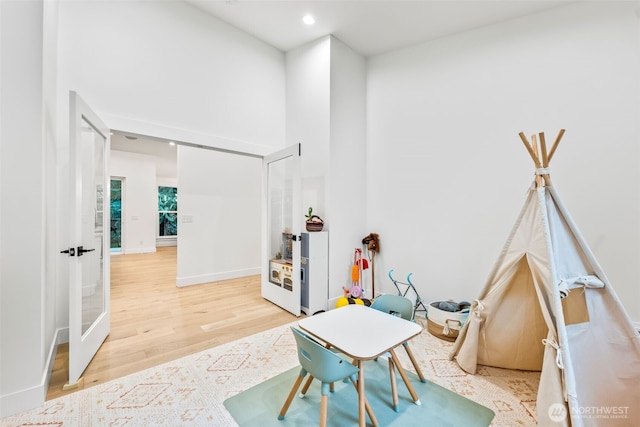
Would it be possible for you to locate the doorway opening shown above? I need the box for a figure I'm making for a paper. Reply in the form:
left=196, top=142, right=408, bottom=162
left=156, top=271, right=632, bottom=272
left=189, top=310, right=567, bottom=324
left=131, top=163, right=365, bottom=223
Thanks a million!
left=48, top=130, right=273, bottom=400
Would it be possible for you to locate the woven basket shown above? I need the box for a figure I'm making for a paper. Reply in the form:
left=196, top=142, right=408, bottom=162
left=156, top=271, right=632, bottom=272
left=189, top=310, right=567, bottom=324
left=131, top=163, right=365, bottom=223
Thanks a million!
left=426, top=302, right=468, bottom=341
left=305, top=215, right=324, bottom=232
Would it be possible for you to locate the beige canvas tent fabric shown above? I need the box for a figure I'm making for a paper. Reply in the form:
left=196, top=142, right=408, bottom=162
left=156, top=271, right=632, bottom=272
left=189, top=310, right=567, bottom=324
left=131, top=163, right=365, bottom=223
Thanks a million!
left=450, top=175, right=640, bottom=426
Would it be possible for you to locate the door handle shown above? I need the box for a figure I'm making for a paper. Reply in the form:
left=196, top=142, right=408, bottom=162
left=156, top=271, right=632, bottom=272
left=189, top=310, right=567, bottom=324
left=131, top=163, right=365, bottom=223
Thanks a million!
left=60, top=247, right=76, bottom=256
left=77, top=246, right=95, bottom=256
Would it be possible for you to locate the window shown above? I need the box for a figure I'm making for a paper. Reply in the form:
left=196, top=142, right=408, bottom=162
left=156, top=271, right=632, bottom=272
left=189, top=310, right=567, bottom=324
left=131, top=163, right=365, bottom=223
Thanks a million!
left=110, top=178, right=123, bottom=250
left=158, top=186, right=177, bottom=237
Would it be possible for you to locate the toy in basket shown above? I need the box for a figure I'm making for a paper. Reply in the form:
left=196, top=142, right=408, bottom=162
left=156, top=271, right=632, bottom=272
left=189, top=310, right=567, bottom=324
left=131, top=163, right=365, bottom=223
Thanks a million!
left=426, top=300, right=471, bottom=341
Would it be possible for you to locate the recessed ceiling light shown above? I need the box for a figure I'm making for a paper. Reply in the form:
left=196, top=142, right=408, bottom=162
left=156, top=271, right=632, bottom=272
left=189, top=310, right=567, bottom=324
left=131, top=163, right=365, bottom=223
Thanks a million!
left=302, top=14, right=315, bottom=25
left=169, top=141, right=176, bottom=146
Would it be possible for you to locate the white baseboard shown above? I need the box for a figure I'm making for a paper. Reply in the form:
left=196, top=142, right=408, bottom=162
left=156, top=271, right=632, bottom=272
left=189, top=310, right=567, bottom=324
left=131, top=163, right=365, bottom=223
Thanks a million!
left=176, top=267, right=261, bottom=287
left=124, top=247, right=156, bottom=255
left=327, top=296, right=341, bottom=310
left=0, top=328, right=66, bottom=418
left=155, top=238, right=177, bottom=247
left=57, top=326, right=69, bottom=345
left=0, top=380, right=44, bottom=419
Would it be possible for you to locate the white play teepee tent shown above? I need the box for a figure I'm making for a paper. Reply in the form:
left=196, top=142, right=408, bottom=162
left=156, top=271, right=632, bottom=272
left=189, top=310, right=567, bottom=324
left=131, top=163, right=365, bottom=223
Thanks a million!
left=450, top=130, right=640, bottom=427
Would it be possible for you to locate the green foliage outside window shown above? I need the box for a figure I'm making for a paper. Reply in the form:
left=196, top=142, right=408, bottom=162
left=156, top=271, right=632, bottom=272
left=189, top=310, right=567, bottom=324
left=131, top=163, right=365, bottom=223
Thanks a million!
left=158, top=186, right=178, bottom=236
left=110, top=179, right=122, bottom=249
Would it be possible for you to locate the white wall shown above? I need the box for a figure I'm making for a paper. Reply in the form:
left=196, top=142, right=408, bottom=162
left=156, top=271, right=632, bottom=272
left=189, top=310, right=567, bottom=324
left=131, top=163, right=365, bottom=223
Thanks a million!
left=0, top=0, right=59, bottom=417
left=327, top=38, right=368, bottom=297
left=177, top=146, right=262, bottom=286
left=286, top=36, right=331, bottom=215
left=42, top=0, right=60, bottom=402
left=57, top=0, right=286, bottom=155
left=110, top=150, right=158, bottom=254
left=285, top=36, right=368, bottom=300
left=366, top=1, right=640, bottom=322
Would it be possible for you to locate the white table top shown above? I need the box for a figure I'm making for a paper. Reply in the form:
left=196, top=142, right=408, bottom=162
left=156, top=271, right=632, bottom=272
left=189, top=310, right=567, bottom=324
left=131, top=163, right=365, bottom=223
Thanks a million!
left=298, top=304, right=423, bottom=360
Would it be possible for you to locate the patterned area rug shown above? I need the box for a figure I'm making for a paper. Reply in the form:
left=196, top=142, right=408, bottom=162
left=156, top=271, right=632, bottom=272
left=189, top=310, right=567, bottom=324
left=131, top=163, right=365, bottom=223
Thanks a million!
left=1, top=319, right=539, bottom=426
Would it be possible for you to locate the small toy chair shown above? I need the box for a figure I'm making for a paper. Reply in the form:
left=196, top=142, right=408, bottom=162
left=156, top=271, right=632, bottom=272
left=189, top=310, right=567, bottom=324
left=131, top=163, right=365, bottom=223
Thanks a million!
left=370, top=294, right=426, bottom=411
left=278, top=327, right=374, bottom=426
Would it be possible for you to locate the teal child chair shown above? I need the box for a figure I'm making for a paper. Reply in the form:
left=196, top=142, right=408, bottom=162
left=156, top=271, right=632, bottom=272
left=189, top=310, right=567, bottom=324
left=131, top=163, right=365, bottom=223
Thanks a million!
left=370, top=294, right=426, bottom=411
left=279, top=327, right=373, bottom=426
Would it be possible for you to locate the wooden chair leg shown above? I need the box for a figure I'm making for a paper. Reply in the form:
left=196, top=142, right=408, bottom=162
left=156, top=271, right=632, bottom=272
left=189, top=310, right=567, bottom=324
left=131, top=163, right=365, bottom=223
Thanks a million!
left=403, top=342, right=426, bottom=382
left=278, top=372, right=305, bottom=420
left=300, top=375, right=315, bottom=397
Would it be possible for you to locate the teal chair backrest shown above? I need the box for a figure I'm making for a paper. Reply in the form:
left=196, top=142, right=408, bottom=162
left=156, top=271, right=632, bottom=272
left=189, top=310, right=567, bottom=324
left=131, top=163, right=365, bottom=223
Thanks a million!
left=370, top=294, right=414, bottom=321
left=291, top=327, right=359, bottom=384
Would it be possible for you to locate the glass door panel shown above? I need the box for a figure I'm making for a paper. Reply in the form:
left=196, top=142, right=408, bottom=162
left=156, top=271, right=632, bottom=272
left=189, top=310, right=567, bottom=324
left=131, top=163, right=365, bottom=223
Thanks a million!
left=80, top=119, right=105, bottom=335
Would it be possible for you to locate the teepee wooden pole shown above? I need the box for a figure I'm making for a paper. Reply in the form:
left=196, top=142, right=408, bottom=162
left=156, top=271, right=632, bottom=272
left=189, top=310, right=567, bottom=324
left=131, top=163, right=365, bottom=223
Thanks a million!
left=531, top=134, right=543, bottom=187
left=539, top=132, right=549, bottom=167
left=518, top=132, right=541, bottom=167
left=538, top=132, right=552, bottom=186
left=547, top=128, right=565, bottom=162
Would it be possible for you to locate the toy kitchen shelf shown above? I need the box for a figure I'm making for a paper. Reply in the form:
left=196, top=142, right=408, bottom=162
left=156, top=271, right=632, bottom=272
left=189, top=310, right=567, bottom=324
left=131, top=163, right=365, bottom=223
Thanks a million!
left=269, top=231, right=328, bottom=315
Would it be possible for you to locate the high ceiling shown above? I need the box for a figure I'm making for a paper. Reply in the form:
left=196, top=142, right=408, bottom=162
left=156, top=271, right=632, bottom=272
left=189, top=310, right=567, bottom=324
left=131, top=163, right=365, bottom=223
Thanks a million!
left=184, top=0, right=577, bottom=57
left=112, top=0, right=577, bottom=160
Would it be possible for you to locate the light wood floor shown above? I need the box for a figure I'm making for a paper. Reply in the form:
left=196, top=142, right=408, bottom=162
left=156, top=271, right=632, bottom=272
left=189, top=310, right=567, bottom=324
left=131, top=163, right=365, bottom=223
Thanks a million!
left=46, top=246, right=299, bottom=401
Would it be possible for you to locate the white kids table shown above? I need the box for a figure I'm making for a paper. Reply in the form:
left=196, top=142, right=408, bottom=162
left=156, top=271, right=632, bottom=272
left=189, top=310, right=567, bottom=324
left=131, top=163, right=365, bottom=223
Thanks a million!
left=298, top=304, right=423, bottom=427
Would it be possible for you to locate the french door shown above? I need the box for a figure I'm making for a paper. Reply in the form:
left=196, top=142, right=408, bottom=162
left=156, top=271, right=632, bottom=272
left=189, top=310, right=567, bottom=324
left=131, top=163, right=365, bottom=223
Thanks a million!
left=65, top=91, right=110, bottom=386
left=262, top=144, right=301, bottom=316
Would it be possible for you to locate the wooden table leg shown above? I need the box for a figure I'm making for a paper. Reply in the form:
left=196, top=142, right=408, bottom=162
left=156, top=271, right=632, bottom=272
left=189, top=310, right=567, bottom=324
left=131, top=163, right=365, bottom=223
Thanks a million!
left=350, top=375, right=378, bottom=426
left=388, top=358, right=399, bottom=412
left=325, top=343, right=336, bottom=392
left=389, top=349, right=421, bottom=405
left=403, top=342, right=426, bottom=382
left=351, top=358, right=378, bottom=426
left=358, top=360, right=366, bottom=427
